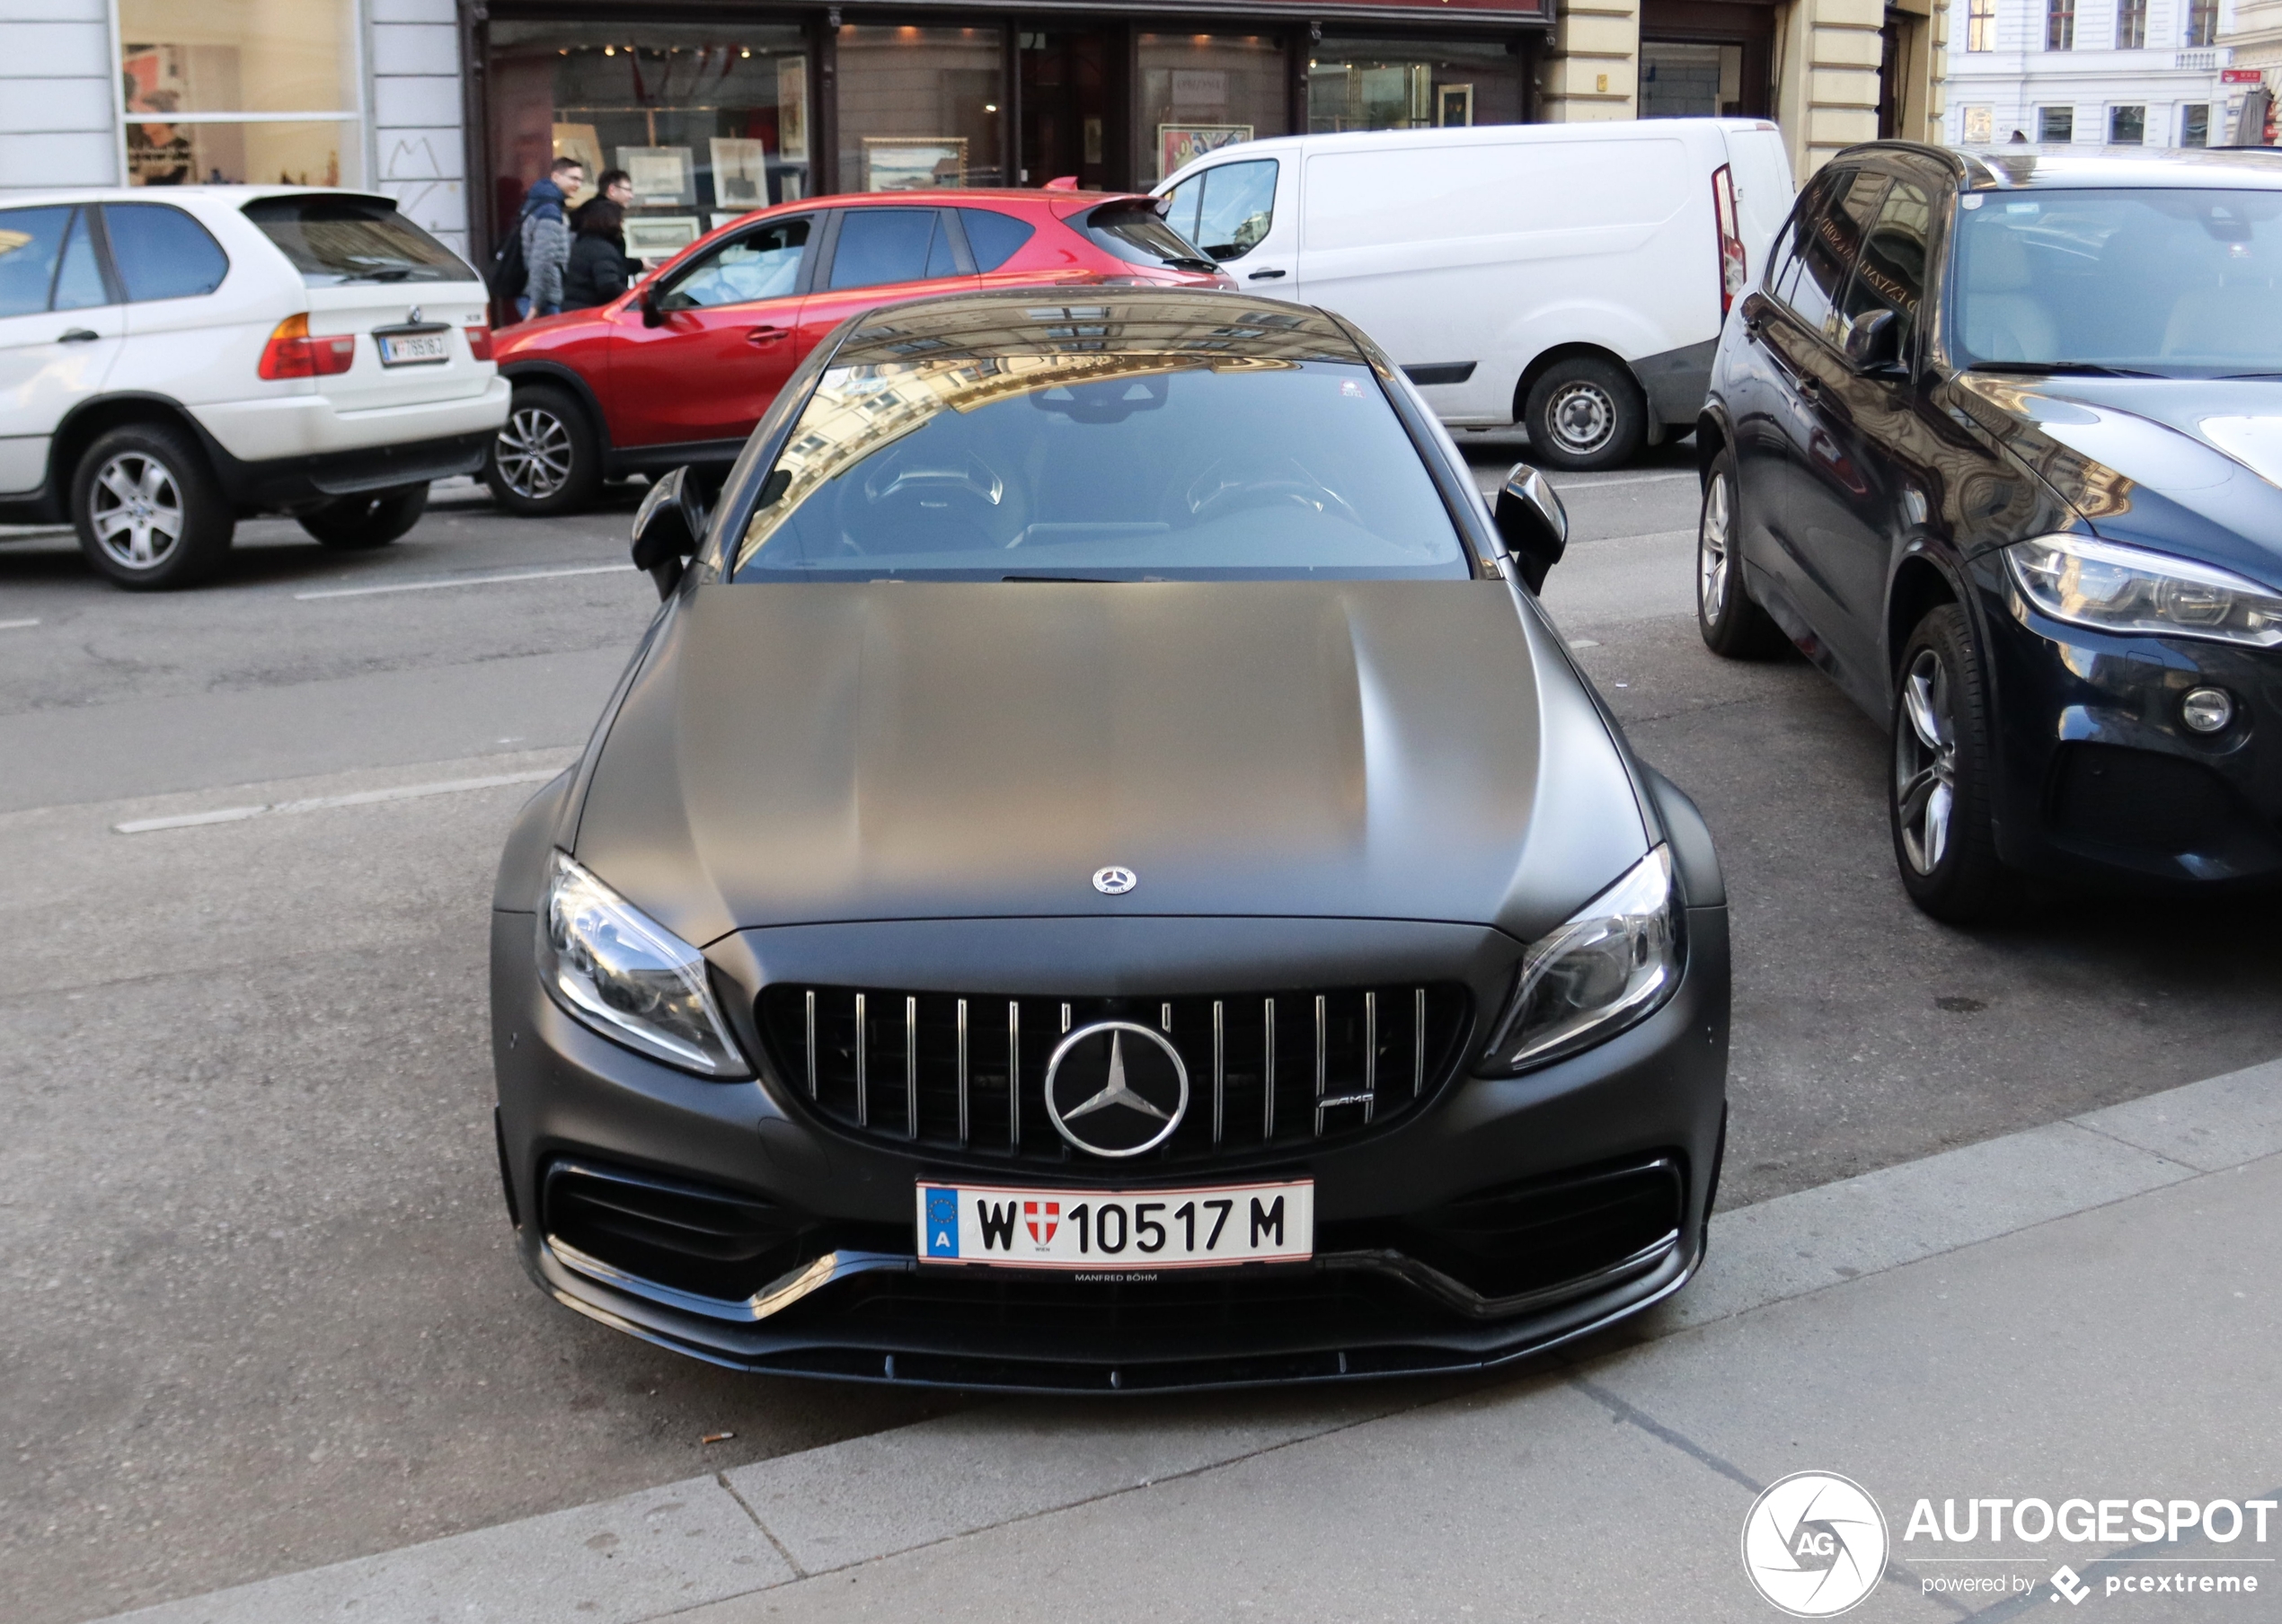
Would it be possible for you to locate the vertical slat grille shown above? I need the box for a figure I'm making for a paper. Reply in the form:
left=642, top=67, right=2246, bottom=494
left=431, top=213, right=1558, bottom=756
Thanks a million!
left=761, top=983, right=1470, bottom=1168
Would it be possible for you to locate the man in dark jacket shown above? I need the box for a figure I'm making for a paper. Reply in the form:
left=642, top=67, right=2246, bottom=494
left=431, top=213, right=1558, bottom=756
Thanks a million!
left=515, top=156, right=584, bottom=319
left=562, top=199, right=641, bottom=311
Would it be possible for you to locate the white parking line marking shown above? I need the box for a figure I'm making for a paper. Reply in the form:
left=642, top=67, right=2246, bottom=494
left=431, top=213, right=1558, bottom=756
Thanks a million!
left=1556, top=470, right=1696, bottom=490
left=114, top=769, right=563, bottom=834
left=0, top=618, right=38, bottom=630
left=296, top=563, right=627, bottom=601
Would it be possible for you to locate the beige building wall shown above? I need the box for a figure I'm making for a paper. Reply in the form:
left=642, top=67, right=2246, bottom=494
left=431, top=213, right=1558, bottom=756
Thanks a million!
left=1540, top=0, right=1641, bottom=119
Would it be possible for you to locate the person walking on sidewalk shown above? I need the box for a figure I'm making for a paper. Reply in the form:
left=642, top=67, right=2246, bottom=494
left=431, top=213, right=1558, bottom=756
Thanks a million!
left=562, top=199, right=639, bottom=311
left=515, top=156, right=584, bottom=321
left=570, top=167, right=632, bottom=234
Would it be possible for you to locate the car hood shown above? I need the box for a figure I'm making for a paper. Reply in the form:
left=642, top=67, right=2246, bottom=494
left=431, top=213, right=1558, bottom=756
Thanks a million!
left=572, top=581, right=1650, bottom=949
left=1952, top=373, right=2282, bottom=586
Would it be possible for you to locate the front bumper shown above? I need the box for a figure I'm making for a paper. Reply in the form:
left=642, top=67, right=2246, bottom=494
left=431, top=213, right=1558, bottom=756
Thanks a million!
left=491, top=902, right=1729, bottom=1391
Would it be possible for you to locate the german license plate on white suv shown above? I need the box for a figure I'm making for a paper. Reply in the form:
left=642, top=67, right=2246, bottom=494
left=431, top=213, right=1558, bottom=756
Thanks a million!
left=376, top=331, right=449, bottom=366
left=916, top=1178, right=1313, bottom=1270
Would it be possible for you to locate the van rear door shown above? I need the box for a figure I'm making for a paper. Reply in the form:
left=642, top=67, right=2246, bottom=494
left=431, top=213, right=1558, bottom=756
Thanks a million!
left=1717, top=123, right=1796, bottom=290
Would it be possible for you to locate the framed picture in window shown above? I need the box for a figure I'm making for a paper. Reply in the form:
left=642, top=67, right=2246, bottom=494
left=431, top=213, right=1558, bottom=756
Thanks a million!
left=862, top=137, right=966, bottom=191
left=1157, top=124, right=1251, bottom=180
left=618, top=146, right=696, bottom=207
left=778, top=57, right=809, bottom=162
left=710, top=137, right=768, bottom=207
left=1436, top=84, right=1474, bottom=128
left=624, top=214, right=703, bottom=261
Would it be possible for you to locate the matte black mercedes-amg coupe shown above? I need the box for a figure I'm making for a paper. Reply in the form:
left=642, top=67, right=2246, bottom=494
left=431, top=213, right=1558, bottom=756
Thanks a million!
left=489, top=290, right=1730, bottom=1390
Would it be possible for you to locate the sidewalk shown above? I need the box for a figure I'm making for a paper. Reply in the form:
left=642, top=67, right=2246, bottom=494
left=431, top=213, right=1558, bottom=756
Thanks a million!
left=105, top=1059, right=2282, bottom=1624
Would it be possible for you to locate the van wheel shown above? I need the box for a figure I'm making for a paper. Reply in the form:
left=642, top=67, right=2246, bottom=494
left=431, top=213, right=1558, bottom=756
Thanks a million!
left=72, top=423, right=235, bottom=590
left=298, top=482, right=429, bottom=549
left=1696, top=450, right=1789, bottom=659
left=485, top=384, right=601, bottom=516
left=1524, top=357, right=1644, bottom=472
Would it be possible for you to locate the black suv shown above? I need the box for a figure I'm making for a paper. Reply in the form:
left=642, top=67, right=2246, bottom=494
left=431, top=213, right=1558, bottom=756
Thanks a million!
left=1699, top=143, right=2282, bottom=921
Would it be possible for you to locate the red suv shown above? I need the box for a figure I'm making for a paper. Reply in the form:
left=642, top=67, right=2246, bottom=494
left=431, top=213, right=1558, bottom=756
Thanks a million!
left=483, top=189, right=1229, bottom=515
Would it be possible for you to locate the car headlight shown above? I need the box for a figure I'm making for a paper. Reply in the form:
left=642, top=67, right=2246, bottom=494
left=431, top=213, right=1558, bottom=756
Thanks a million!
left=2004, top=534, right=2282, bottom=649
left=536, top=851, right=748, bottom=1077
left=1490, top=846, right=1681, bottom=1072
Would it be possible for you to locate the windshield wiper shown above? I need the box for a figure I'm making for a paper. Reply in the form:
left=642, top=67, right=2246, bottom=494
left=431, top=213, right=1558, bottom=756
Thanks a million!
left=1003, top=573, right=1127, bottom=583
left=1968, top=361, right=2163, bottom=379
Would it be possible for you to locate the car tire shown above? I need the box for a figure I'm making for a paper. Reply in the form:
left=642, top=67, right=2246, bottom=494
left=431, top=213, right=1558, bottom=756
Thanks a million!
left=1524, top=356, right=1645, bottom=472
left=485, top=384, right=601, bottom=516
left=297, top=481, right=430, bottom=549
left=1890, top=604, right=2013, bottom=924
left=70, top=422, right=235, bottom=591
left=1695, top=449, right=1790, bottom=659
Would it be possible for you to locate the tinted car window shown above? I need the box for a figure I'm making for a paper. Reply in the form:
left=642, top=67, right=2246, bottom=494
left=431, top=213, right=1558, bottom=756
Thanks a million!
left=1786, top=170, right=1883, bottom=342
left=959, top=208, right=1035, bottom=271
left=0, top=206, right=76, bottom=317
left=52, top=207, right=111, bottom=311
left=1163, top=159, right=1278, bottom=260
left=1080, top=206, right=1216, bottom=272
left=1952, top=187, right=2282, bottom=373
left=236, top=196, right=464, bottom=287
left=661, top=217, right=809, bottom=309
left=736, top=356, right=1467, bottom=581
left=1843, top=179, right=1933, bottom=351
left=828, top=209, right=947, bottom=290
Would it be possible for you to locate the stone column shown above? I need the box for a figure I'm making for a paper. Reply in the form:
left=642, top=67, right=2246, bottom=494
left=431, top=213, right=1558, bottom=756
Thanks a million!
left=1539, top=0, right=1641, bottom=120
left=1776, top=0, right=1884, bottom=176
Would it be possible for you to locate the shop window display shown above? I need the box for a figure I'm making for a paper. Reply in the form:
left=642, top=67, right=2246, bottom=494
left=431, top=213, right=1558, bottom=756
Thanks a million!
left=118, top=0, right=360, bottom=187
left=838, top=26, right=1008, bottom=191
left=1140, top=34, right=1286, bottom=183
left=1306, top=38, right=1521, bottom=134
left=487, top=22, right=810, bottom=264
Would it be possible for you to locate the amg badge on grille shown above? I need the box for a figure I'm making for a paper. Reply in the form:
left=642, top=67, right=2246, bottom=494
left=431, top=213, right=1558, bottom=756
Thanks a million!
left=1092, top=866, right=1137, bottom=895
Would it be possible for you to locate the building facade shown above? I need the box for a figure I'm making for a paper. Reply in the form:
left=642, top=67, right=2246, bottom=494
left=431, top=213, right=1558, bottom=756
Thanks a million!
left=0, top=0, right=1952, bottom=261
left=1942, top=0, right=2235, bottom=148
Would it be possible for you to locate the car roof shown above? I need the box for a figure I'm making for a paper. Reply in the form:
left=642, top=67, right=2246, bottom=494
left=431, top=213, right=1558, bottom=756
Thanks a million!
left=1839, top=140, right=2282, bottom=191
left=827, top=288, right=1368, bottom=370
left=0, top=185, right=398, bottom=210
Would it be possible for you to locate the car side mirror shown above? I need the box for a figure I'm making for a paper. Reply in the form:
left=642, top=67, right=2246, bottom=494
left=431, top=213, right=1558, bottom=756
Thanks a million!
left=630, top=466, right=709, bottom=599
left=1844, top=307, right=1902, bottom=373
left=1493, top=463, right=1568, bottom=592
left=640, top=287, right=666, bottom=328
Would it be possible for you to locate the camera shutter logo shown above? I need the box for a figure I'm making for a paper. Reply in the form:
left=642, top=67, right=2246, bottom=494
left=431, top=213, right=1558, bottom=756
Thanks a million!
left=1741, top=1471, right=1889, bottom=1617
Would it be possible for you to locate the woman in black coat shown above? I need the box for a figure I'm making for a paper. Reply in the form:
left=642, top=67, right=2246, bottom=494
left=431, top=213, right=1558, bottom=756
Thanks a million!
left=562, top=199, right=639, bottom=310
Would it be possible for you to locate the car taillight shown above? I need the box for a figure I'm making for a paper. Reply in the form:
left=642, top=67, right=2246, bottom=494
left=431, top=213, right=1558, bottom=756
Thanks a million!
left=258, top=313, right=355, bottom=380
left=464, top=320, right=493, bottom=362
left=1712, top=163, right=1747, bottom=318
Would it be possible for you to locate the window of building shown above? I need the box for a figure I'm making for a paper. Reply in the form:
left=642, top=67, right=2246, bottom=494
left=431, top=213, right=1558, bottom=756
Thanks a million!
left=2039, top=105, right=2075, bottom=142
left=486, top=21, right=811, bottom=264
left=1968, top=0, right=1998, bottom=52
left=2117, top=0, right=2147, bottom=49
left=1962, top=106, right=1995, bottom=142
left=2046, top=0, right=2075, bottom=50
left=1638, top=43, right=1745, bottom=119
left=1308, top=38, right=1523, bottom=132
left=117, top=0, right=361, bottom=187
left=2181, top=103, right=2212, bottom=146
left=1140, top=34, right=1287, bottom=184
left=839, top=26, right=1006, bottom=192
left=2109, top=105, right=2146, bottom=144
left=2186, top=0, right=2218, bottom=47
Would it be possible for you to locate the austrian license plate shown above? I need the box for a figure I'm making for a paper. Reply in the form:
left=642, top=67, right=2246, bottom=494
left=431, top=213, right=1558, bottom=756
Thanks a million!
left=916, top=1178, right=1313, bottom=1270
left=376, top=331, right=449, bottom=366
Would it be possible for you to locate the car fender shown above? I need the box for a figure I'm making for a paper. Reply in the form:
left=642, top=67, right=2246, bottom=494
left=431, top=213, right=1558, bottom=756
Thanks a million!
left=499, top=358, right=615, bottom=451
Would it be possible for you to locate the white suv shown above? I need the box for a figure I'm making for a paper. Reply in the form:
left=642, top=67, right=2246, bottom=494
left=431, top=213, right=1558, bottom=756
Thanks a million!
left=0, top=188, right=509, bottom=589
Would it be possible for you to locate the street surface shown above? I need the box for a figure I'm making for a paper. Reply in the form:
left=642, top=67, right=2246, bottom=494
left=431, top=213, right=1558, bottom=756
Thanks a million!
left=5, top=452, right=2279, bottom=1620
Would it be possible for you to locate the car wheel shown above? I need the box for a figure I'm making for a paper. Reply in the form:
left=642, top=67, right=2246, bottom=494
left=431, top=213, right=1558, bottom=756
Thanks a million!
left=1890, top=604, right=2012, bottom=923
left=1524, top=357, right=1645, bottom=472
left=485, top=384, right=601, bottom=516
left=71, top=423, right=234, bottom=591
left=1695, top=449, right=1790, bottom=659
left=297, top=481, right=430, bottom=550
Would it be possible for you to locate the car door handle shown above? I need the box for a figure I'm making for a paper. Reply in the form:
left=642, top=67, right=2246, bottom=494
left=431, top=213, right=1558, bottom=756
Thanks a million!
left=1795, top=372, right=1822, bottom=400
left=745, top=326, right=789, bottom=345
left=57, top=328, right=100, bottom=343
left=1246, top=268, right=1287, bottom=281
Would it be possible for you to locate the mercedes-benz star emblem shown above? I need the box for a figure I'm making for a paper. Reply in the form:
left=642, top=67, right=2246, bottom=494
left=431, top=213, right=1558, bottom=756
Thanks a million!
left=1092, top=866, right=1137, bottom=895
left=407, top=305, right=423, bottom=324
left=1044, top=1021, right=1189, bottom=1158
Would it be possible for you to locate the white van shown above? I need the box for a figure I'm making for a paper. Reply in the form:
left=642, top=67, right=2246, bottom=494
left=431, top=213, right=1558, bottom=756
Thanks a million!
left=1157, top=119, right=1793, bottom=469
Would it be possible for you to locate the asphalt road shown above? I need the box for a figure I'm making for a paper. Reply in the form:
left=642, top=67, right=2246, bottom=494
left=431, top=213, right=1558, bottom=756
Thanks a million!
left=4, top=453, right=2278, bottom=1622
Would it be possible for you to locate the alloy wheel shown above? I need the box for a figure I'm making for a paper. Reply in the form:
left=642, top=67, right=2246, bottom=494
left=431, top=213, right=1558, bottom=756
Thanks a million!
left=1698, top=472, right=1732, bottom=620
left=494, top=407, right=573, bottom=500
left=88, top=452, right=186, bottom=571
left=1895, top=648, right=1959, bottom=874
left=1545, top=381, right=1616, bottom=456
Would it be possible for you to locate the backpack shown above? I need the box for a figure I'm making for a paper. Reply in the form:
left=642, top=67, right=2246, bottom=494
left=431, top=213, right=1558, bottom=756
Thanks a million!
left=489, top=201, right=535, bottom=301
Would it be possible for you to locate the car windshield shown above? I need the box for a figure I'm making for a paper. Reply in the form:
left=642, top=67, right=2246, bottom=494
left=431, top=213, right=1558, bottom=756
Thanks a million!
left=1951, top=187, right=2282, bottom=376
left=242, top=195, right=473, bottom=286
left=731, top=345, right=1469, bottom=582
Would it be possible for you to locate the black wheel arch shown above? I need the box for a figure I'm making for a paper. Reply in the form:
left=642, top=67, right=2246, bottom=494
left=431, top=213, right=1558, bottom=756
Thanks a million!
left=500, top=360, right=614, bottom=453
left=32, top=393, right=227, bottom=520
